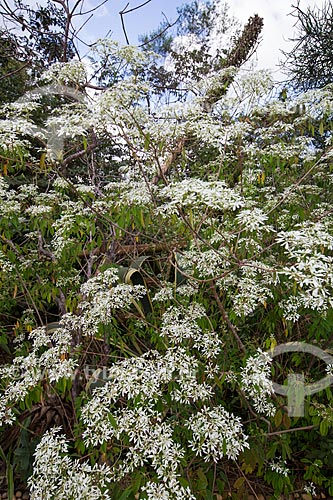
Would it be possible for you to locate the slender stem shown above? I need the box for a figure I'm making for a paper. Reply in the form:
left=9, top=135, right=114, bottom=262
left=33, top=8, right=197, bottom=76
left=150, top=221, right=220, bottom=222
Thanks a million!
left=210, top=283, right=246, bottom=355
left=235, top=462, right=260, bottom=500
left=265, top=424, right=316, bottom=436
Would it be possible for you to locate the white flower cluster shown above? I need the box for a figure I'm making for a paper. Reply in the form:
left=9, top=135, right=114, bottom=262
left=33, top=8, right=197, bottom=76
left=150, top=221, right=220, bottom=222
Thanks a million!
left=237, top=70, right=274, bottom=100
left=277, top=222, right=333, bottom=254
left=0, top=250, right=14, bottom=273
left=53, top=176, right=70, bottom=190
left=41, top=61, right=88, bottom=85
left=279, top=295, right=303, bottom=322
left=269, top=458, right=290, bottom=477
left=186, top=405, right=249, bottom=461
left=81, top=347, right=213, bottom=445
left=91, top=39, right=148, bottom=73
left=0, top=117, right=41, bottom=151
left=142, top=478, right=195, bottom=500
left=28, top=427, right=112, bottom=500
left=177, top=247, right=230, bottom=279
left=187, top=114, right=227, bottom=149
left=51, top=211, right=79, bottom=257
left=25, top=204, right=53, bottom=217
left=161, top=304, right=221, bottom=358
left=240, top=349, right=275, bottom=417
left=0, top=323, right=75, bottom=425
left=235, top=207, right=273, bottom=233
left=104, top=180, right=155, bottom=207
left=79, top=268, right=147, bottom=335
left=277, top=222, right=333, bottom=312
left=222, top=263, right=275, bottom=317
left=153, top=284, right=174, bottom=302
left=80, top=342, right=250, bottom=494
left=113, top=407, right=184, bottom=479
left=95, top=79, right=149, bottom=121
left=295, top=84, right=333, bottom=120
left=83, top=403, right=190, bottom=493
left=158, top=179, right=244, bottom=215
left=0, top=180, right=23, bottom=216
left=304, top=481, right=316, bottom=496
left=176, top=281, right=199, bottom=297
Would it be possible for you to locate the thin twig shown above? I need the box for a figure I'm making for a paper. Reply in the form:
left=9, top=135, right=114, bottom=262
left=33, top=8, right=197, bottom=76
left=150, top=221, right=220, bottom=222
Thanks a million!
left=119, top=2, right=130, bottom=44
left=210, top=283, right=246, bottom=355
left=0, top=60, right=31, bottom=80
left=138, top=15, right=180, bottom=48
left=235, top=462, right=260, bottom=500
left=265, top=424, right=316, bottom=436
left=119, top=0, right=153, bottom=44
left=121, top=0, right=152, bottom=15
left=267, top=145, right=333, bottom=215
left=61, top=133, right=98, bottom=167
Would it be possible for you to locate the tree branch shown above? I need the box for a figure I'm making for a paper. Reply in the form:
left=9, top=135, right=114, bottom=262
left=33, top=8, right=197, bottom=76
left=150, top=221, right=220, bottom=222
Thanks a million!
left=210, top=282, right=246, bottom=355
left=61, top=133, right=98, bottom=168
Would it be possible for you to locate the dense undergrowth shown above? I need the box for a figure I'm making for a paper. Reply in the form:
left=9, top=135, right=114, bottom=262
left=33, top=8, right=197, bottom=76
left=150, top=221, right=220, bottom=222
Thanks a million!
left=0, top=28, right=333, bottom=500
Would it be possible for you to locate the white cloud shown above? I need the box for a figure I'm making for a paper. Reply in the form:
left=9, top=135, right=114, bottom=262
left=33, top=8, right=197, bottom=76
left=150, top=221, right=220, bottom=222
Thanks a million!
left=228, top=0, right=325, bottom=81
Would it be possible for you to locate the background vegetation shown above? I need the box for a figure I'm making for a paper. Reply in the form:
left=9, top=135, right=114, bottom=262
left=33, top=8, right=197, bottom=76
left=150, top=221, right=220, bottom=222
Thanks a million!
left=0, top=1, right=333, bottom=498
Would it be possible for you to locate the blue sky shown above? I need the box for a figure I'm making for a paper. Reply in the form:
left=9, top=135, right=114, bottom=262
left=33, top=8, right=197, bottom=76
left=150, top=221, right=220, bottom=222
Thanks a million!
left=20, top=0, right=324, bottom=79
left=78, top=0, right=322, bottom=80
left=81, top=0, right=183, bottom=46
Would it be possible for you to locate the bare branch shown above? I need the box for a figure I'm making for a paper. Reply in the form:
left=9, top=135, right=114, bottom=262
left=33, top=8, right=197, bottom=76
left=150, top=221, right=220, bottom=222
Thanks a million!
left=119, top=0, right=153, bottom=45
left=120, top=0, right=152, bottom=15
left=61, top=133, right=98, bottom=168
left=138, top=15, right=179, bottom=48
left=119, top=3, right=130, bottom=45
left=152, top=137, right=186, bottom=184
left=0, top=60, right=30, bottom=81
left=210, top=283, right=246, bottom=356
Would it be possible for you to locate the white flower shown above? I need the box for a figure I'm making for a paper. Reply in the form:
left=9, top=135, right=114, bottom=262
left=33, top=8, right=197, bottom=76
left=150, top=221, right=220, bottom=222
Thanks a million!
left=0, top=323, right=76, bottom=426
left=279, top=296, right=302, bottom=322
left=53, top=177, right=70, bottom=189
left=186, top=405, right=249, bottom=461
left=0, top=250, right=14, bottom=273
left=142, top=478, right=195, bottom=500
left=224, top=263, right=275, bottom=317
left=152, top=285, right=174, bottom=302
left=304, top=482, right=316, bottom=496
left=235, top=207, right=272, bottom=233
left=41, top=61, right=88, bottom=85
left=161, top=305, right=221, bottom=358
left=240, top=349, right=275, bottom=417
left=81, top=346, right=213, bottom=447
left=269, top=458, right=289, bottom=477
left=158, top=179, right=244, bottom=216
left=28, top=427, right=112, bottom=500
left=26, top=204, right=53, bottom=216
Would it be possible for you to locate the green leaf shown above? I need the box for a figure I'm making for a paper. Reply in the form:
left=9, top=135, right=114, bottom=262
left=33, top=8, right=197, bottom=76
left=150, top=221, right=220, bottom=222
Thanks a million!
left=234, top=477, right=245, bottom=490
left=7, top=463, right=14, bottom=500
left=274, top=409, right=283, bottom=427
left=118, top=486, right=133, bottom=500
left=108, top=413, right=118, bottom=430
left=197, top=468, right=208, bottom=489
left=320, top=420, right=329, bottom=436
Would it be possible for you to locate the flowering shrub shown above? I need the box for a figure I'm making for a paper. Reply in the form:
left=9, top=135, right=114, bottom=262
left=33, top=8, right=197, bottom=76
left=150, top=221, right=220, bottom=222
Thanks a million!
left=1, top=42, right=333, bottom=499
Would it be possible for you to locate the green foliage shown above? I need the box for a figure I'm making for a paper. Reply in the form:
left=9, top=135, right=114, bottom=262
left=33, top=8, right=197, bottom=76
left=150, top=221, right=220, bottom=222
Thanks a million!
left=0, top=0, right=75, bottom=109
left=0, top=2, right=333, bottom=499
left=139, top=0, right=244, bottom=101
left=0, top=31, right=29, bottom=105
left=282, top=1, right=333, bottom=92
